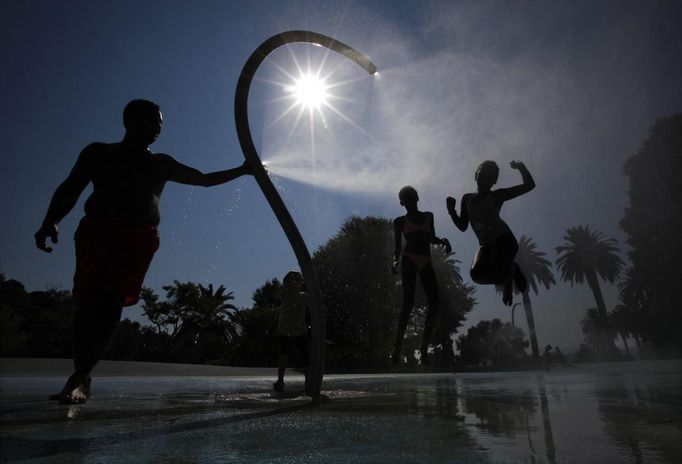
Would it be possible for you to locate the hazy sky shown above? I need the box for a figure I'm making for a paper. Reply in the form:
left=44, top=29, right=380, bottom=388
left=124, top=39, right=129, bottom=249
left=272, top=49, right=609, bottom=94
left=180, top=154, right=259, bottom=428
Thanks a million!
left=2, top=0, right=681, bottom=352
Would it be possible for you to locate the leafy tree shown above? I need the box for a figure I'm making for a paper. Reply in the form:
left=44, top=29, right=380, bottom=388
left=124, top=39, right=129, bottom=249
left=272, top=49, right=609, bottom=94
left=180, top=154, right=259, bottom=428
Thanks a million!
left=580, top=308, right=610, bottom=352
left=1, top=273, right=242, bottom=365
left=609, top=304, right=632, bottom=358
left=141, top=287, right=181, bottom=337
left=616, top=268, right=650, bottom=354
left=455, top=319, right=529, bottom=370
left=0, top=274, right=75, bottom=358
left=141, top=281, right=238, bottom=364
left=425, top=246, right=476, bottom=369
left=574, top=343, right=596, bottom=363
left=0, top=274, right=28, bottom=356
left=620, top=114, right=682, bottom=355
left=313, top=216, right=397, bottom=369
left=106, top=319, right=146, bottom=361
left=312, top=216, right=474, bottom=371
left=555, top=225, right=624, bottom=356
left=230, top=279, right=281, bottom=367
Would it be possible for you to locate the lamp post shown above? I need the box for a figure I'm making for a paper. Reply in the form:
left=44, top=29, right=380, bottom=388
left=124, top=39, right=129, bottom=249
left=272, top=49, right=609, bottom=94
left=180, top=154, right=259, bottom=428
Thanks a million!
left=512, top=303, right=520, bottom=329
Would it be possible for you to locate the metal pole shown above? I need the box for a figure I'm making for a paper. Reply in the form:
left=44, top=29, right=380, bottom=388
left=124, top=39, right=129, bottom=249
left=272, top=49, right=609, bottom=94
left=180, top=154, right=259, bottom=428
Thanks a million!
left=234, top=31, right=377, bottom=398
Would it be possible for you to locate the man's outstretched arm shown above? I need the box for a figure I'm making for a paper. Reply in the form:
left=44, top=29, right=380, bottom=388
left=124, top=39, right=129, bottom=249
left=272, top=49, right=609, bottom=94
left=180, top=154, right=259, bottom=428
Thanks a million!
left=168, top=159, right=253, bottom=187
left=35, top=146, right=94, bottom=252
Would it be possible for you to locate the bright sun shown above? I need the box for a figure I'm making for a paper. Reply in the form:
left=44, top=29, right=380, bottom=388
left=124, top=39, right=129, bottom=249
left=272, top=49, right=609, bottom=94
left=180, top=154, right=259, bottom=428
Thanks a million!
left=291, top=73, right=329, bottom=109
left=263, top=55, right=370, bottom=150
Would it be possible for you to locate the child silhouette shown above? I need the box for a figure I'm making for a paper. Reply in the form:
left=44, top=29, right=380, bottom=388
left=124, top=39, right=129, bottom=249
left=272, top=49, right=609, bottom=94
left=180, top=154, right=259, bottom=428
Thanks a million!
left=446, top=160, right=534, bottom=305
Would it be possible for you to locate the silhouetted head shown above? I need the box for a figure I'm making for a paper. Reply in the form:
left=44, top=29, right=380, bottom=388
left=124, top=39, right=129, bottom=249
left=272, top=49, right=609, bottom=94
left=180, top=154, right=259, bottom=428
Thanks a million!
left=123, top=99, right=162, bottom=146
left=475, top=160, right=499, bottom=191
left=398, top=186, right=419, bottom=207
left=283, top=270, right=303, bottom=290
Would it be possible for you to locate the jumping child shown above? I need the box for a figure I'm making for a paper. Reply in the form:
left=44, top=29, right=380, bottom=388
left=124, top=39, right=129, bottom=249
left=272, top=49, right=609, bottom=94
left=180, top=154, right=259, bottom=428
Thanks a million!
left=446, top=160, right=534, bottom=306
left=391, top=186, right=451, bottom=365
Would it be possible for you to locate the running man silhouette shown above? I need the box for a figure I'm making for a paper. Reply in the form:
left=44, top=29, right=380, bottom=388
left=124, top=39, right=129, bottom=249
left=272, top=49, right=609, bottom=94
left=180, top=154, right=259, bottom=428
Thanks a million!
left=34, top=99, right=253, bottom=404
left=391, top=186, right=451, bottom=365
left=446, top=160, right=534, bottom=306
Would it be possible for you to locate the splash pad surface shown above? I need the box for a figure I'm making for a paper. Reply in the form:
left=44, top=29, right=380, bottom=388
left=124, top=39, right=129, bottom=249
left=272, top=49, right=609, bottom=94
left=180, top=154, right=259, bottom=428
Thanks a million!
left=1, top=360, right=680, bottom=463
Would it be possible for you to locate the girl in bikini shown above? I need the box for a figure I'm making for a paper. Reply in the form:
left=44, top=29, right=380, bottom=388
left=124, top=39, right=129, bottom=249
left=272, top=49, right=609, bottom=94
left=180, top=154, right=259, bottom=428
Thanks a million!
left=446, top=160, right=534, bottom=306
left=391, top=186, right=451, bottom=365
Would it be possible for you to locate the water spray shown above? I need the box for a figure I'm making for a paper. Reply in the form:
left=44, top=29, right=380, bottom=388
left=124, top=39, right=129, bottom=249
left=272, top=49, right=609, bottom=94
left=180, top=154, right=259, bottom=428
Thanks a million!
left=235, top=30, right=377, bottom=399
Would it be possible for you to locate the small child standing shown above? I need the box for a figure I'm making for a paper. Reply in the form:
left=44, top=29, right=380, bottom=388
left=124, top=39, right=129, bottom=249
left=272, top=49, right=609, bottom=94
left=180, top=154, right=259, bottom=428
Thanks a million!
left=273, top=271, right=310, bottom=392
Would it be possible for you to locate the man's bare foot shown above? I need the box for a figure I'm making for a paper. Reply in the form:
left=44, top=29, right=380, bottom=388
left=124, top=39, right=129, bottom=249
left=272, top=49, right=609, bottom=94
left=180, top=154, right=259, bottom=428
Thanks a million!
left=49, top=373, right=91, bottom=404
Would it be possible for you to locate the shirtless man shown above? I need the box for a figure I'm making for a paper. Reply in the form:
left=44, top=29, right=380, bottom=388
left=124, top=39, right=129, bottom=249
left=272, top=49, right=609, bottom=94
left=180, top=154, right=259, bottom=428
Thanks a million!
left=391, top=186, right=451, bottom=365
left=34, top=99, right=253, bottom=403
left=446, top=160, right=534, bottom=306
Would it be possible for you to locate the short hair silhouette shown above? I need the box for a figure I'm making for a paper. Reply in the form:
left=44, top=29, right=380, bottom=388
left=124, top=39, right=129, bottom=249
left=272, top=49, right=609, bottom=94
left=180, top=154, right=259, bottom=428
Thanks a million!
left=398, top=185, right=419, bottom=205
left=283, top=270, right=302, bottom=285
left=123, top=99, right=161, bottom=129
left=475, top=160, right=499, bottom=184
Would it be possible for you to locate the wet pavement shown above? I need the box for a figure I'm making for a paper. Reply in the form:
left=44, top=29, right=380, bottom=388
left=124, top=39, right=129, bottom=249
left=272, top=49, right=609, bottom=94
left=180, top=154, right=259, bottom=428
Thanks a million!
left=1, top=360, right=680, bottom=463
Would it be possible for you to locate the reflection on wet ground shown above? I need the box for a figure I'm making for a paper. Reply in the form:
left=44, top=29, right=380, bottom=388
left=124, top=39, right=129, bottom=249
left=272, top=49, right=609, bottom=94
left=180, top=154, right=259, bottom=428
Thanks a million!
left=1, top=360, right=680, bottom=463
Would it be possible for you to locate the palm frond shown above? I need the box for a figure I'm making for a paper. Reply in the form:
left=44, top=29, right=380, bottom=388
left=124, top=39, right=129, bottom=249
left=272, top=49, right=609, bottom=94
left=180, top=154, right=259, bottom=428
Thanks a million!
left=555, top=225, right=623, bottom=286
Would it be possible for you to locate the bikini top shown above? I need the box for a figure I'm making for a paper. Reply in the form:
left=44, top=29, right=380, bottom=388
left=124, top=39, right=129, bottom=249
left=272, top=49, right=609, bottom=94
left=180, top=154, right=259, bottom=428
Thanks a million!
left=402, top=215, right=432, bottom=257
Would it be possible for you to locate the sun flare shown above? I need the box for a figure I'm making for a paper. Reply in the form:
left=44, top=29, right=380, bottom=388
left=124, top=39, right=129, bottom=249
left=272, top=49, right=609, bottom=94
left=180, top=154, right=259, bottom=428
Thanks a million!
left=290, top=73, right=329, bottom=109
left=260, top=50, right=374, bottom=156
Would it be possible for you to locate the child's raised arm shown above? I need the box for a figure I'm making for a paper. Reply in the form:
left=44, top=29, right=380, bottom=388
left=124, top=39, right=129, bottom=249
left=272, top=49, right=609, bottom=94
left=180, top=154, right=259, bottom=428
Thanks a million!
left=447, top=195, right=469, bottom=232
left=496, top=160, right=535, bottom=201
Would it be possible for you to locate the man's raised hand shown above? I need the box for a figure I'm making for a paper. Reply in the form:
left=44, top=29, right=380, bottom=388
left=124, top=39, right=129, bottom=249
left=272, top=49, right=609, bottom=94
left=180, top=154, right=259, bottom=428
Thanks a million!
left=35, top=224, right=59, bottom=253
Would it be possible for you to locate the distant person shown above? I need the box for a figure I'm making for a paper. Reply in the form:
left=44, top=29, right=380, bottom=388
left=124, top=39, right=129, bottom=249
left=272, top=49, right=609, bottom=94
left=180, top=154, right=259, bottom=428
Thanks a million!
left=391, top=186, right=451, bottom=365
left=446, top=160, right=535, bottom=306
left=543, top=344, right=553, bottom=370
left=553, top=346, right=568, bottom=366
left=273, top=271, right=310, bottom=393
left=34, top=99, right=253, bottom=404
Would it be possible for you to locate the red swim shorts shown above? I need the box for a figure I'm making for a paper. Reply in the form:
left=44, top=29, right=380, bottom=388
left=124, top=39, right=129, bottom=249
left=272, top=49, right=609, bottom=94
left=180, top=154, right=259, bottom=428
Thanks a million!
left=72, top=217, right=160, bottom=307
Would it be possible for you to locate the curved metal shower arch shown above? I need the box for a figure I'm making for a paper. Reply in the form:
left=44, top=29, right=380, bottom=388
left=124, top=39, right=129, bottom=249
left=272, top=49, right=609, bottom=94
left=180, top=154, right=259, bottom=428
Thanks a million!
left=234, top=31, right=377, bottom=398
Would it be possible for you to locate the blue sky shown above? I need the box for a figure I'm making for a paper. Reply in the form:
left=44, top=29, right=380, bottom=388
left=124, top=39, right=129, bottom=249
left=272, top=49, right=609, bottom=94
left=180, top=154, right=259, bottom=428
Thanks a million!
left=2, top=0, right=681, bottom=351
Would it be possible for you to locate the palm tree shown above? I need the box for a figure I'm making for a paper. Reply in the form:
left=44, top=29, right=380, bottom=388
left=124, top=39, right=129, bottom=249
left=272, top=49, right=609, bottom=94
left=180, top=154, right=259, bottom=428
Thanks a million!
left=513, top=235, right=556, bottom=360
left=617, top=267, right=649, bottom=352
left=556, top=225, right=624, bottom=355
left=143, top=281, right=239, bottom=363
left=196, top=283, right=239, bottom=338
left=580, top=308, right=605, bottom=350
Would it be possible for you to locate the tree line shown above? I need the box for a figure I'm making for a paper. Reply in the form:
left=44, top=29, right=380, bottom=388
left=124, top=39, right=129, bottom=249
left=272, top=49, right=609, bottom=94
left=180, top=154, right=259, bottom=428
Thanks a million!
left=0, top=216, right=477, bottom=372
